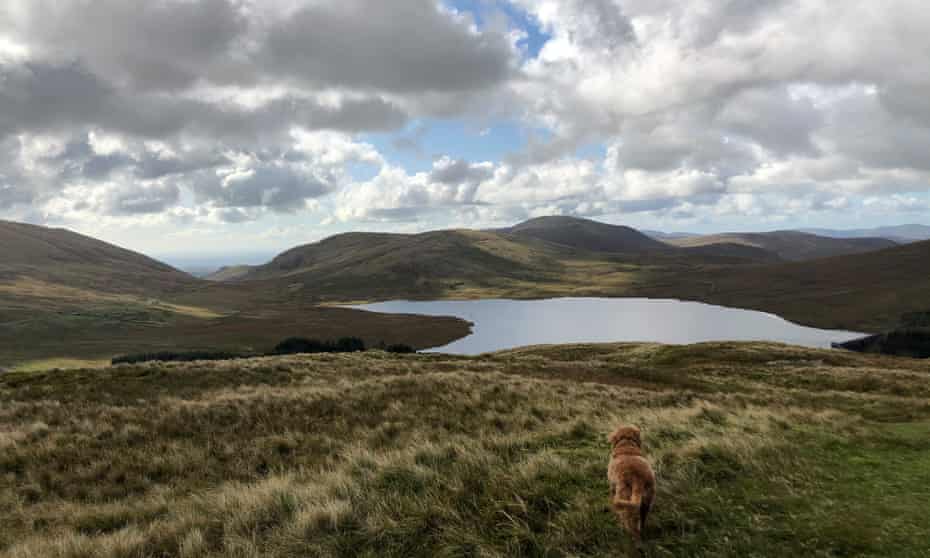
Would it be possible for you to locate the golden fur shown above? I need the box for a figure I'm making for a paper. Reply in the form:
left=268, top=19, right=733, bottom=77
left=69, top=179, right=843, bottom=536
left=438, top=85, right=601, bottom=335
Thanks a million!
left=607, top=425, right=656, bottom=545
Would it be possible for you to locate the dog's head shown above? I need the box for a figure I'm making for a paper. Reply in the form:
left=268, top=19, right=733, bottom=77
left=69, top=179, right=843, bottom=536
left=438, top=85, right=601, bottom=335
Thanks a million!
left=608, top=425, right=642, bottom=449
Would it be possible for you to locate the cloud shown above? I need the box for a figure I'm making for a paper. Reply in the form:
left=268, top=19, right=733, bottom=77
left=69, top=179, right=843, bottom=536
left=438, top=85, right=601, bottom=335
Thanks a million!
left=2, top=0, right=246, bottom=92
left=0, top=61, right=410, bottom=141
left=261, top=0, right=515, bottom=93
left=104, top=182, right=181, bottom=215
left=194, top=163, right=333, bottom=213
left=3, top=0, right=930, bottom=242
left=429, top=157, right=494, bottom=185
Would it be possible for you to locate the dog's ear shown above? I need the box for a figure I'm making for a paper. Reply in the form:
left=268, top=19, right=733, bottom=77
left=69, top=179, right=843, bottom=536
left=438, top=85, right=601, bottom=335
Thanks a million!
left=629, top=426, right=642, bottom=447
left=608, top=426, right=623, bottom=446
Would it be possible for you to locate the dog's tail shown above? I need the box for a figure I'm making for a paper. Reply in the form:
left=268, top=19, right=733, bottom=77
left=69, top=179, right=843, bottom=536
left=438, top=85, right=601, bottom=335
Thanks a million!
left=612, top=482, right=645, bottom=511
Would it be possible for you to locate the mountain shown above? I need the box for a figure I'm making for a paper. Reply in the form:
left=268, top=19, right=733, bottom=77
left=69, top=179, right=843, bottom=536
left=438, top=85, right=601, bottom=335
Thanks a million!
left=500, top=215, right=671, bottom=253
left=230, top=218, right=779, bottom=299
left=7, top=216, right=929, bottom=368
left=0, top=219, right=193, bottom=293
left=800, top=224, right=930, bottom=242
left=233, top=229, right=571, bottom=298
left=0, top=220, right=469, bottom=368
left=643, top=230, right=698, bottom=240
left=498, top=217, right=777, bottom=262
left=204, top=265, right=256, bottom=281
left=179, top=216, right=930, bottom=331
left=643, top=239, right=930, bottom=332
left=668, top=231, right=897, bottom=262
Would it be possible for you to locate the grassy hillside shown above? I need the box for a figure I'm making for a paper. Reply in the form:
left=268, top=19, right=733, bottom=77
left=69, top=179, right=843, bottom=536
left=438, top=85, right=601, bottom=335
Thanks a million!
left=216, top=219, right=930, bottom=332
left=4, top=217, right=929, bottom=368
left=229, top=220, right=776, bottom=301
left=501, top=215, right=671, bottom=253
left=0, top=222, right=469, bottom=368
left=235, top=229, right=583, bottom=298
left=0, top=220, right=193, bottom=294
left=1, top=343, right=928, bottom=556
left=640, top=239, right=930, bottom=332
left=670, top=231, right=897, bottom=261
left=204, top=265, right=255, bottom=282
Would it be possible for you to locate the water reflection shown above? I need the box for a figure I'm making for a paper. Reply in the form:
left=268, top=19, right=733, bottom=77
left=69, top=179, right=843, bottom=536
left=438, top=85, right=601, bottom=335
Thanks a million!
left=350, top=298, right=865, bottom=355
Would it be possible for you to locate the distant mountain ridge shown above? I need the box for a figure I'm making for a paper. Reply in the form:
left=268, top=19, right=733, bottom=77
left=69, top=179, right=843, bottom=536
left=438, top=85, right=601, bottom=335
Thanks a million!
left=204, top=265, right=256, bottom=282
left=230, top=217, right=784, bottom=293
left=799, top=224, right=930, bottom=242
left=233, top=216, right=909, bottom=289
left=499, top=215, right=670, bottom=253
left=5, top=214, right=928, bottom=365
left=668, top=231, right=897, bottom=262
left=226, top=216, right=914, bottom=291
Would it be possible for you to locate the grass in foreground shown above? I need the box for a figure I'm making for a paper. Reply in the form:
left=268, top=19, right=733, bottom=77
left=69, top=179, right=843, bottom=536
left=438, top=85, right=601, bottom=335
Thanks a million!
left=1, top=343, right=929, bottom=557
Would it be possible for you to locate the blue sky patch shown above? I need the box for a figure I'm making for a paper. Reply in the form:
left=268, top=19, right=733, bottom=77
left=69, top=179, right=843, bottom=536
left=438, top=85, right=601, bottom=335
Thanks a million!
left=446, top=0, right=550, bottom=59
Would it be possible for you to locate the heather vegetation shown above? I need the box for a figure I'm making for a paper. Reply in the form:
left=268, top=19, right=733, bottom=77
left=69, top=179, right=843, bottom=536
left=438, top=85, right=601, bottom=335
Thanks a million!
left=2, top=343, right=929, bottom=557
left=111, top=351, right=254, bottom=365
left=110, top=337, right=406, bottom=365
left=273, top=337, right=366, bottom=355
left=837, top=328, right=930, bottom=358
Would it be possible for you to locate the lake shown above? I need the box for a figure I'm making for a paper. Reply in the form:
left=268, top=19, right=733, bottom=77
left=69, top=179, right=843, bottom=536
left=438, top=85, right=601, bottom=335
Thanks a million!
left=350, top=298, right=866, bottom=355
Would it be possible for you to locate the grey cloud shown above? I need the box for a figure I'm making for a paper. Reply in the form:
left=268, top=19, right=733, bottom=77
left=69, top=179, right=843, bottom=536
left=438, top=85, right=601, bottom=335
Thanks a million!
left=0, top=61, right=408, bottom=141
left=6, top=0, right=515, bottom=95
left=216, top=208, right=254, bottom=223
left=193, top=164, right=332, bottom=212
left=135, top=151, right=231, bottom=180
left=5, top=0, right=247, bottom=91
left=613, top=108, right=758, bottom=177
left=0, top=136, right=52, bottom=209
left=262, top=0, right=514, bottom=93
left=104, top=182, right=181, bottom=215
left=827, top=93, right=930, bottom=173
left=615, top=198, right=682, bottom=213
left=42, top=135, right=229, bottom=182
left=0, top=63, right=113, bottom=137
left=46, top=137, right=136, bottom=180
left=429, top=159, right=493, bottom=185
left=578, top=0, right=636, bottom=50
left=715, top=87, right=822, bottom=157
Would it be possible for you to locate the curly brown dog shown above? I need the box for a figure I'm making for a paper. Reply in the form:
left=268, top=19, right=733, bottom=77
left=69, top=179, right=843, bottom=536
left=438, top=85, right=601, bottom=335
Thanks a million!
left=607, top=425, right=656, bottom=545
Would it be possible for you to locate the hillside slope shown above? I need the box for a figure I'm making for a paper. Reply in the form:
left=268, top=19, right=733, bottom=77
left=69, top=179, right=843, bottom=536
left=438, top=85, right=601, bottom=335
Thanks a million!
left=236, top=229, right=573, bottom=298
left=0, top=221, right=469, bottom=368
left=501, top=215, right=670, bottom=253
left=641, top=240, right=930, bottom=331
left=0, top=220, right=192, bottom=293
left=669, top=230, right=896, bottom=261
left=230, top=217, right=779, bottom=296
left=3, top=343, right=929, bottom=556
left=802, top=224, right=930, bottom=242
left=204, top=265, right=256, bottom=282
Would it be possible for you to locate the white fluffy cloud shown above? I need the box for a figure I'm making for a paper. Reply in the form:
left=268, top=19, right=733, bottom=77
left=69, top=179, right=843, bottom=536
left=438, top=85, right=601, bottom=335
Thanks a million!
left=1, top=0, right=930, bottom=250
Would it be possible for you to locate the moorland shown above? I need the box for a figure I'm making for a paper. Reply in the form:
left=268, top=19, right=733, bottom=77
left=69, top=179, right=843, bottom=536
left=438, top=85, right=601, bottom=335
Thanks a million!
left=2, top=342, right=929, bottom=557
left=3, top=216, right=930, bottom=557
left=3, top=215, right=930, bottom=367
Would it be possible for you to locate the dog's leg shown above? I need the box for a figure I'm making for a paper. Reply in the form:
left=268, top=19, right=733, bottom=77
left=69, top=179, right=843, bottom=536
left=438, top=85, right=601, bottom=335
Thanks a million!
left=638, top=500, right=650, bottom=542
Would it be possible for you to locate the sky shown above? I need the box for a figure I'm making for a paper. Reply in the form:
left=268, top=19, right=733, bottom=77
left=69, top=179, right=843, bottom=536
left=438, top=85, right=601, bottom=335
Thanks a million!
left=1, top=0, right=929, bottom=262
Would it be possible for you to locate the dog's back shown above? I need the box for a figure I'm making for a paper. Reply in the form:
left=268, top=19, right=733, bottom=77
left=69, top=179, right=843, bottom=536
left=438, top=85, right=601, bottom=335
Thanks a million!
left=607, top=426, right=656, bottom=544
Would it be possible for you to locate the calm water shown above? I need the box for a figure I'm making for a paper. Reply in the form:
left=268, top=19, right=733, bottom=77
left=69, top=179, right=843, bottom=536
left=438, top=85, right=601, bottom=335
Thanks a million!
left=350, top=298, right=866, bottom=355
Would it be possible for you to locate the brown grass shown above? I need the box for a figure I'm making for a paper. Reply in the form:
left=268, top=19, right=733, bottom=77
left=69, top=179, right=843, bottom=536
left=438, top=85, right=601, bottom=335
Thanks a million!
left=1, top=343, right=929, bottom=556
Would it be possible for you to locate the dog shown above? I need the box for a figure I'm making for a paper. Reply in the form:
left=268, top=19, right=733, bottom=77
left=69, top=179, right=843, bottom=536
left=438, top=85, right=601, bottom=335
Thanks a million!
left=607, top=425, right=656, bottom=546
